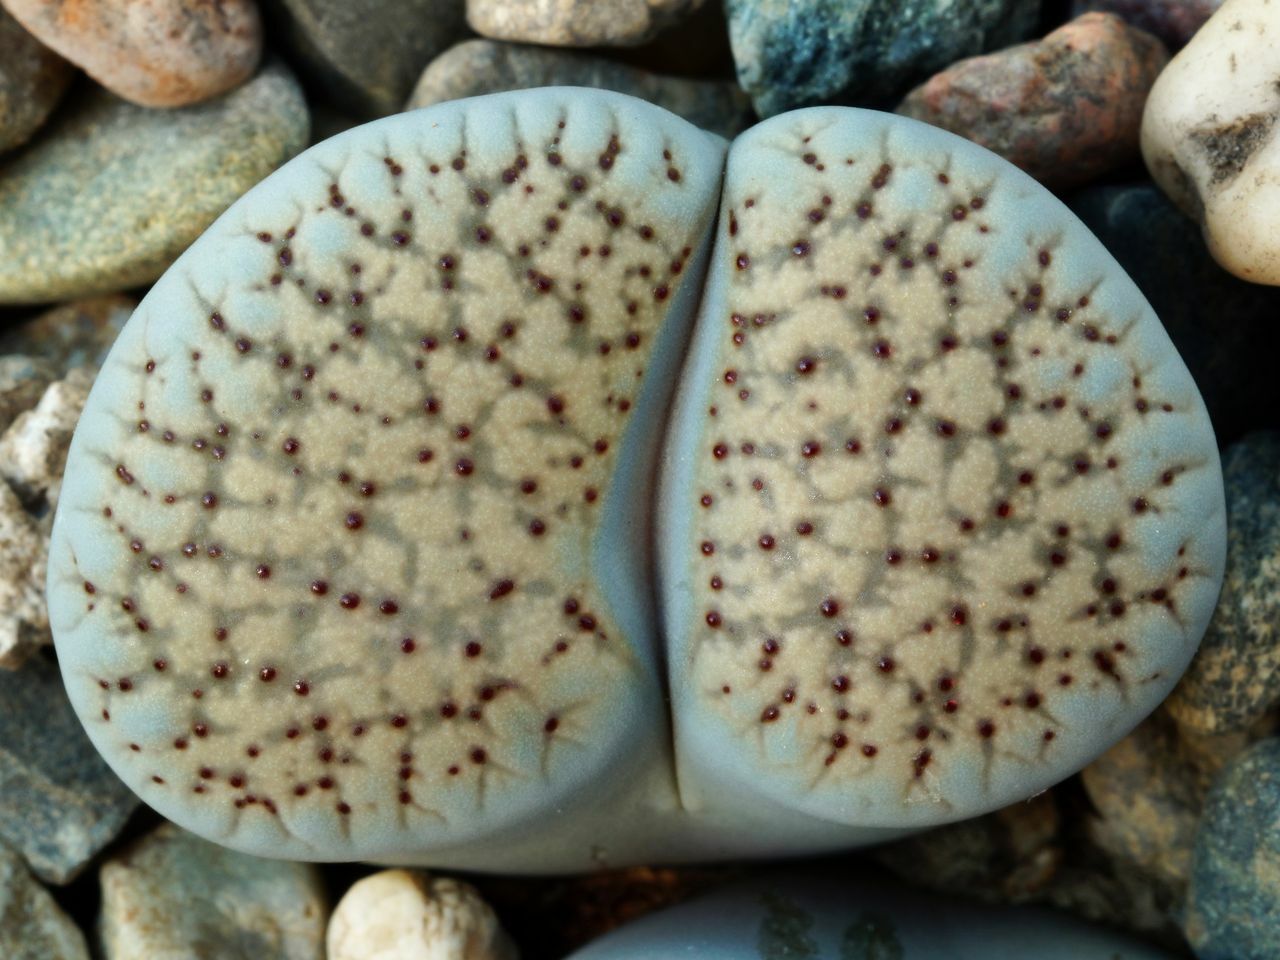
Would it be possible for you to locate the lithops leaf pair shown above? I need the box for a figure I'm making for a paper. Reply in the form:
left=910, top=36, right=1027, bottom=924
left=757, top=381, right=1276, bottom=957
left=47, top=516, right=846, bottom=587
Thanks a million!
left=47, top=88, right=1226, bottom=870
left=566, top=872, right=1176, bottom=959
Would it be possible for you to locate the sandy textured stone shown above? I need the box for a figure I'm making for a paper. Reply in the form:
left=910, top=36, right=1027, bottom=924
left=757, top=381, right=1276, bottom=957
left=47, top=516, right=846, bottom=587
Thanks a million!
left=0, top=6, right=72, bottom=153
left=0, top=59, right=308, bottom=305
left=0, top=479, right=48, bottom=668
left=1185, top=738, right=1280, bottom=959
left=263, top=0, right=465, bottom=117
left=0, top=844, right=89, bottom=960
left=1141, top=0, right=1280, bottom=285
left=101, top=823, right=326, bottom=960
left=0, top=295, right=132, bottom=374
left=0, top=366, right=93, bottom=505
left=0, top=354, right=55, bottom=432
left=1071, top=0, right=1223, bottom=47
left=1167, top=432, right=1280, bottom=732
left=1, top=0, right=262, bottom=107
left=468, top=0, right=701, bottom=47
left=408, top=40, right=754, bottom=139
left=0, top=652, right=138, bottom=881
left=328, top=870, right=516, bottom=960
left=898, top=13, right=1168, bottom=189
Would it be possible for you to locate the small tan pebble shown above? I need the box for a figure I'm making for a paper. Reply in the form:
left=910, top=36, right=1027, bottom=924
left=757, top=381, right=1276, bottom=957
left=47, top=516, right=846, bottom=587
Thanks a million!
left=0, top=366, right=93, bottom=506
left=1141, top=0, right=1280, bottom=285
left=0, top=478, right=49, bottom=669
left=467, top=0, right=703, bottom=47
left=328, top=870, right=517, bottom=960
left=0, top=0, right=263, bottom=107
left=897, top=12, right=1169, bottom=189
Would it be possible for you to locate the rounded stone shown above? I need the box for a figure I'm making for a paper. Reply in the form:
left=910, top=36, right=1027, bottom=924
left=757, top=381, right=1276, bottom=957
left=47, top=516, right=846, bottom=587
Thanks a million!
left=0, top=59, right=308, bottom=305
left=0, top=6, right=73, bottom=154
left=408, top=39, right=755, bottom=140
left=1166, top=432, right=1280, bottom=733
left=1184, top=738, right=1280, bottom=959
left=897, top=13, right=1169, bottom=190
left=1070, top=0, right=1224, bottom=48
left=1, top=0, right=262, bottom=108
left=0, top=845, right=89, bottom=960
left=100, top=822, right=327, bottom=960
left=467, top=0, right=702, bottom=48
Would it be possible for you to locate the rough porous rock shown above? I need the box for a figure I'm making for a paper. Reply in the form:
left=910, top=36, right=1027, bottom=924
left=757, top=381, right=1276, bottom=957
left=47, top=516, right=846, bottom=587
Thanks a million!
left=0, top=295, right=133, bottom=373
left=0, top=367, right=93, bottom=505
left=100, top=823, right=326, bottom=960
left=468, top=0, right=701, bottom=47
left=1070, top=0, right=1223, bottom=47
left=1141, top=0, right=1280, bottom=285
left=726, top=0, right=1041, bottom=117
left=0, top=6, right=72, bottom=153
left=0, top=479, right=48, bottom=668
left=1, top=0, right=261, bottom=108
left=897, top=13, right=1168, bottom=190
left=1081, top=710, right=1200, bottom=891
left=408, top=40, right=754, bottom=139
left=0, top=354, right=55, bottom=432
left=1185, top=738, right=1280, bottom=959
left=0, top=60, right=308, bottom=305
left=0, top=844, right=90, bottom=960
left=1067, top=184, right=1280, bottom=446
left=0, top=652, right=137, bottom=882
left=262, top=0, right=465, bottom=117
left=1166, top=433, right=1280, bottom=733
left=328, top=870, right=516, bottom=960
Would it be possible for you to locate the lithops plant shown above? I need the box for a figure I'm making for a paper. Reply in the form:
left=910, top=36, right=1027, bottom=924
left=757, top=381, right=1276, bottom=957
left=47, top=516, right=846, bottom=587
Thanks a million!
left=565, top=872, right=1176, bottom=959
left=47, top=88, right=1225, bottom=871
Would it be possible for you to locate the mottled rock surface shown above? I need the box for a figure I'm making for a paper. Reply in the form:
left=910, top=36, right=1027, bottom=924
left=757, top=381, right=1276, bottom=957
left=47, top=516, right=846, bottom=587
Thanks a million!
left=1071, top=0, right=1222, bottom=48
left=0, top=354, right=55, bottom=432
left=1185, top=738, right=1280, bottom=959
left=0, top=652, right=138, bottom=883
left=328, top=870, right=516, bottom=960
left=468, top=0, right=701, bottom=47
left=0, top=844, right=90, bottom=960
left=726, top=0, right=1041, bottom=116
left=1141, top=0, right=1280, bottom=284
left=1067, top=184, right=1280, bottom=445
left=898, top=13, right=1168, bottom=189
left=0, top=295, right=132, bottom=373
left=0, top=366, right=93, bottom=505
left=0, top=6, right=72, bottom=153
left=409, top=40, right=754, bottom=138
left=1, top=0, right=261, bottom=107
left=0, top=60, right=308, bottom=304
left=0, top=478, right=48, bottom=668
left=1167, top=433, right=1280, bottom=733
left=263, top=0, right=465, bottom=116
left=100, top=823, right=327, bottom=960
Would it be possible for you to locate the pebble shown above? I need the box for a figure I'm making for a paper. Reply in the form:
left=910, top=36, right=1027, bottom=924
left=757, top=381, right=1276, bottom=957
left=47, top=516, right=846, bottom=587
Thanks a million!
left=0, top=366, right=93, bottom=506
left=328, top=869, right=517, bottom=960
left=0, top=354, right=55, bottom=433
left=1081, top=711, right=1201, bottom=891
left=2, top=0, right=262, bottom=108
left=0, top=844, right=89, bottom=960
left=408, top=40, right=754, bottom=139
left=1185, top=738, right=1280, bottom=959
left=725, top=0, right=1040, bottom=117
left=1067, top=184, right=1280, bottom=445
left=0, top=651, right=138, bottom=882
left=0, top=59, right=308, bottom=305
left=1070, top=0, right=1222, bottom=48
left=0, top=6, right=73, bottom=154
left=1166, top=433, right=1280, bottom=733
left=100, top=823, right=327, bottom=960
left=1141, top=0, right=1280, bottom=285
left=264, top=0, right=465, bottom=116
left=468, top=0, right=701, bottom=47
left=897, top=13, right=1168, bottom=189
left=0, top=477, right=48, bottom=668
left=0, top=295, right=132, bottom=374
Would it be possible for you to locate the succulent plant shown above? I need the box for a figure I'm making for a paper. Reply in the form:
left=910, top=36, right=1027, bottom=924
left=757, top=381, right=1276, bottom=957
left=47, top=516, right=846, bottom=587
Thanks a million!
left=47, top=88, right=1226, bottom=870
left=564, top=871, right=1176, bottom=959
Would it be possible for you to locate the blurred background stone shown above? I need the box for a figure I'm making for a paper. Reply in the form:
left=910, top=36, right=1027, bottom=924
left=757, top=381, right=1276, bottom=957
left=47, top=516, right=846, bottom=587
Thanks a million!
left=1185, top=738, right=1280, bottom=959
left=897, top=13, right=1167, bottom=189
left=1071, top=0, right=1222, bottom=48
left=726, top=0, right=1042, bottom=116
left=100, top=823, right=327, bottom=960
left=0, top=6, right=72, bottom=154
left=262, top=0, right=466, bottom=117
left=0, top=295, right=132, bottom=373
left=0, top=61, right=308, bottom=305
left=0, top=0, right=262, bottom=107
left=0, top=479, right=48, bottom=667
left=468, top=0, right=702, bottom=47
left=0, top=844, right=90, bottom=960
left=409, top=39, right=754, bottom=138
left=0, top=652, right=138, bottom=883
